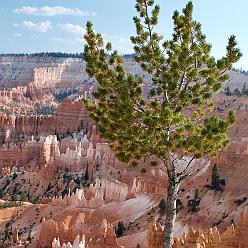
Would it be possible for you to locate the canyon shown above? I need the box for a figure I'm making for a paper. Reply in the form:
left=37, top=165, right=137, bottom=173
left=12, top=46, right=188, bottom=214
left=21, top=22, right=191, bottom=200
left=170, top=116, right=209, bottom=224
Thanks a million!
left=0, top=55, right=248, bottom=248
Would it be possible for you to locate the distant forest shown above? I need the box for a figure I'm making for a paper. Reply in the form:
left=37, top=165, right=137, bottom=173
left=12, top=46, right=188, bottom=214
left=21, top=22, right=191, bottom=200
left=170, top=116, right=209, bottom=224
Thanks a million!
left=232, top=68, right=248, bottom=76
left=224, top=83, right=248, bottom=97
left=0, top=52, right=84, bottom=58
left=0, top=52, right=135, bottom=59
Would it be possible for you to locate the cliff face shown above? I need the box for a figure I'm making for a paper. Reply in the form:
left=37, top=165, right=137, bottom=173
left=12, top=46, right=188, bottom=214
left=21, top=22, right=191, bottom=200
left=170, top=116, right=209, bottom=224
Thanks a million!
left=0, top=132, right=88, bottom=169
left=1, top=55, right=245, bottom=92
left=0, top=55, right=152, bottom=91
left=0, top=56, right=90, bottom=90
left=33, top=58, right=88, bottom=89
left=0, top=83, right=56, bottom=116
left=0, top=56, right=66, bottom=88
left=0, top=98, right=91, bottom=135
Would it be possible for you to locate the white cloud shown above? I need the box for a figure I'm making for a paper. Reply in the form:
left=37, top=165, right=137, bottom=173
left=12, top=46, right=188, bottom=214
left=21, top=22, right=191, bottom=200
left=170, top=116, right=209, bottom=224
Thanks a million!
left=58, top=23, right=86, bottom=35
left=14, top=21, right=52, bottom=33
left=75, top=37, right=85, bottom=43
left=103, top=33, right=131, bottom=44
left=50, top=36, right=85, bottom=45
left=15, top=6, right=96, bottom=17
left=51, top=37, right=76, bottom=45
left=15, top=33, right=23, bottom=37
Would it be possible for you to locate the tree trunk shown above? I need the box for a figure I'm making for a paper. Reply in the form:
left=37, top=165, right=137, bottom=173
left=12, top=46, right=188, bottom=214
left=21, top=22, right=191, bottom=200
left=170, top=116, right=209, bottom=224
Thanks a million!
left=162, top=177, right=179, bottom=248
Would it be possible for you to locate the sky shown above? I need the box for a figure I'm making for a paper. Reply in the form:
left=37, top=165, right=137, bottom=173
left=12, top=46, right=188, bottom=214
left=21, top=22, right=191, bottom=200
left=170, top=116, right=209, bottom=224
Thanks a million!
left=0, top=0, right=247, bottom=69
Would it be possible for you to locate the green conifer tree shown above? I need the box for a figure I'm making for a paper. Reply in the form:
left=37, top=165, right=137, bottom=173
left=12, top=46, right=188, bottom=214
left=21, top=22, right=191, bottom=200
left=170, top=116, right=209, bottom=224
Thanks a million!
left=158, top=198, right=166, bottom=216
left=115, top=221, right=126, bottom=238
left=20, top=192, right=28, bottom=202
left=211, top=164, right=219, bottom=186
left=233, top=88, right=241, bottom=96
left=84, top=164, right=89, bottom=181
left=83, top=1, right=241, bottom=247
left=224, top=86, right=232, bottom=96
left=242, top=83, right=247, bottom=95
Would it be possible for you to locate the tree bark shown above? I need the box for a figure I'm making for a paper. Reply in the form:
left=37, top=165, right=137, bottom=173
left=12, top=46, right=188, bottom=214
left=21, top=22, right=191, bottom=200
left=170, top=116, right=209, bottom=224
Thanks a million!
left=162, top=178, right=179, bottom=248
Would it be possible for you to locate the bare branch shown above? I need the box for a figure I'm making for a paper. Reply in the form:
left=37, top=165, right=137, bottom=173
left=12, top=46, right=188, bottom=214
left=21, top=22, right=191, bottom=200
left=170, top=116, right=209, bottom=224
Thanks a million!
left=177, top=156, right=195, bottom=182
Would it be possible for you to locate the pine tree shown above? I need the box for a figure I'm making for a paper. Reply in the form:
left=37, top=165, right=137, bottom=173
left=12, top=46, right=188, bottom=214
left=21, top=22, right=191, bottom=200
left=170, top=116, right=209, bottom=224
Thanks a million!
left=188, top=189, right=201, bottom=212
left=224, top=86, right=232, bottom=96
left=211, top=164, right=219, bottom=187
left=20, top=192, right=28, bottom=202
left=66, top=128, right=70, bottom=136
left=115, top=221, right=126, bottom=238
left=83, top=1, right=241, bottom=247
left=84, top=164, right=89, bottom=181
left=242, top=83, right=247, bottom=95
left=4, top=223, right=12, bottom=241
left=158, top=198, right=166, bottom=216
left=233, top=88, right=241, bottom=96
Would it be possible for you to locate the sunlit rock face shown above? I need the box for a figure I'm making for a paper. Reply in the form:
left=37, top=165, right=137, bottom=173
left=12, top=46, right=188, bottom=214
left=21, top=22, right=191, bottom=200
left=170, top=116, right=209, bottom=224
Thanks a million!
left=51, top=178, right=129, bottom=209
left=0, top=98, right=92, bottom=135
left=147, top=209, right=248, bottom=248
left=39, top=218, right=124, bottom=248
left=0, top=56, right=88, bottom=89
left=0, top=55, right=150, bottom=90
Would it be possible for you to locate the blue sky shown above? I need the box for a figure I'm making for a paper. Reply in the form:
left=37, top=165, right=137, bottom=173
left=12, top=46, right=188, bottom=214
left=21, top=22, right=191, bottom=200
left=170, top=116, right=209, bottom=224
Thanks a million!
left=0, top=0, right=247, bottom=69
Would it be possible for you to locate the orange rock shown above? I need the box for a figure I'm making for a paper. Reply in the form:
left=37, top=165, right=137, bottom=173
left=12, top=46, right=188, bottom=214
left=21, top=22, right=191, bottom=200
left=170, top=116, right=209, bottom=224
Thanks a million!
left=147, top=209, right=248, bottom=248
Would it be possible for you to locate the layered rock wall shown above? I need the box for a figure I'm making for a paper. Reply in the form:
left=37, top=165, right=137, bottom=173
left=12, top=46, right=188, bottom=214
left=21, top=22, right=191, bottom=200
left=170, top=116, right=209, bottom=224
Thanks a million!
left=0, top=55, right=150, bottom=90
left=0, top=142, right=41, bottom=167
left=33, top=59, right=88, bottom=88
left=132, top=170, right=167, bottom=195
left=0, top=99, right=91, bottom=135
left=0, top=56, right=66, bottom=88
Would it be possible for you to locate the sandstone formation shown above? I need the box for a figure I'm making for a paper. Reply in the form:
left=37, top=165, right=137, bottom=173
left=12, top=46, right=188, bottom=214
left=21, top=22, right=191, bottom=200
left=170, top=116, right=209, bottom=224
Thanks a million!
left=39, top=218, right=123, bottom=248
left=12, top=227, right=19, bottom=243
left=0, top=55, right=149, bottom=90
left=0, top=131, right=111, bottom=171
left=52, top=235, right=86, bottom=248
left=0, top=82, right=56, bottom=116
left=131, top=170, right=167, bottom=195
left=1, top=55, right=245, bottom=97
left=0, top=56, right=87, bottom=89
left=33, top=59, right=88, bottom=88
left=147, top=220, right=163, bottom=248
left=147, top=209, right=248, bottom=248
left=0, top=98, right=91, bottom=135
left=51, top=178, right=129, bottom=208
